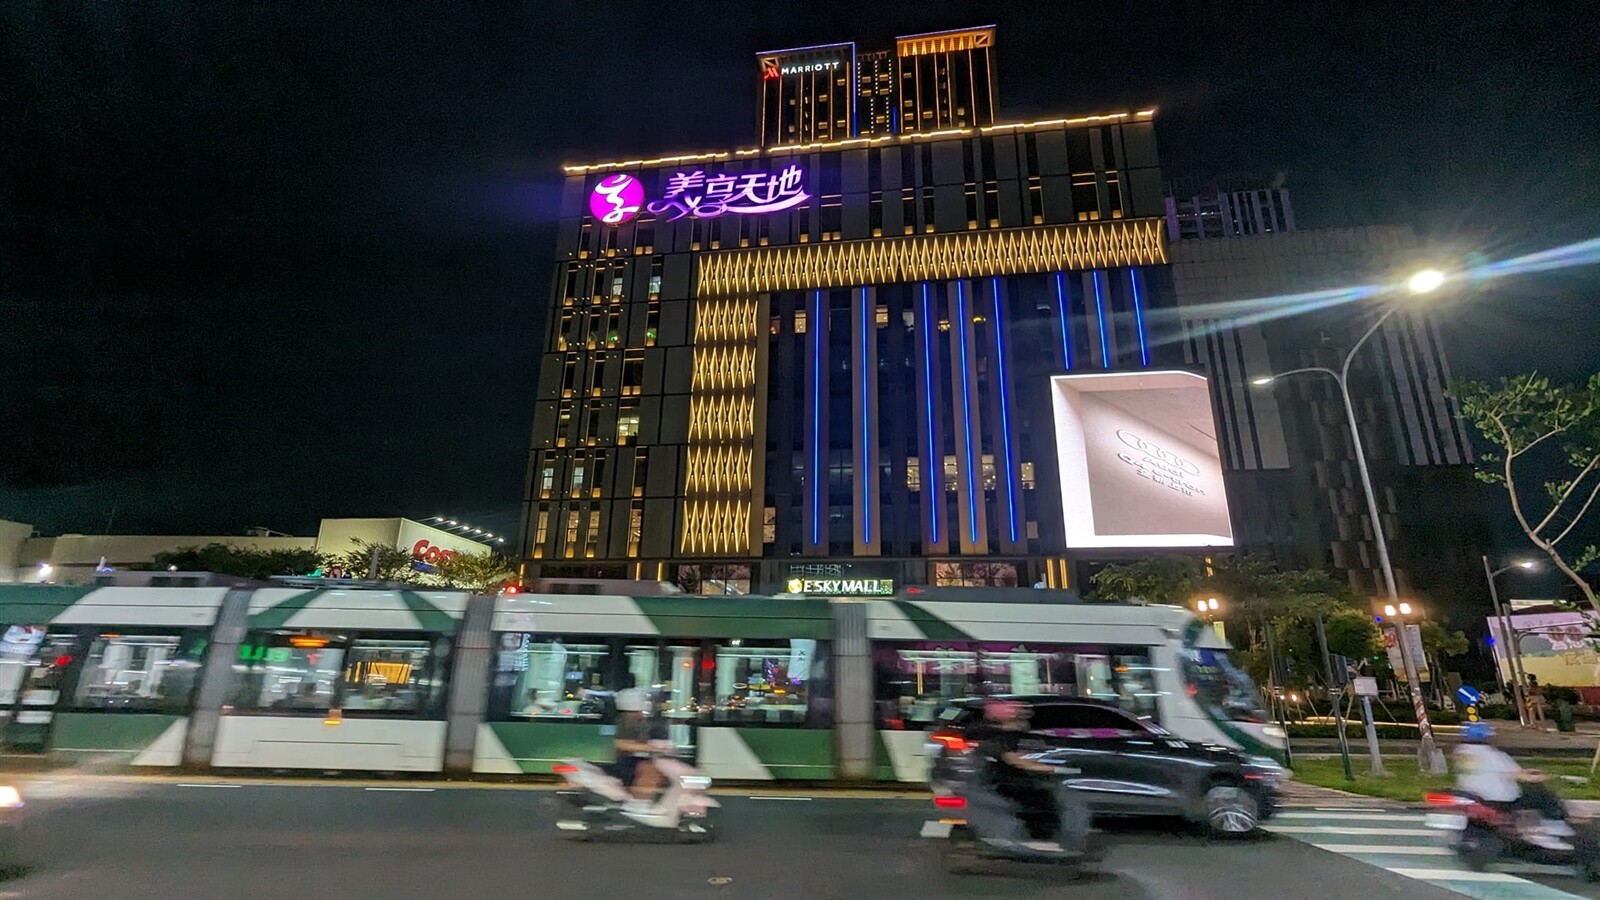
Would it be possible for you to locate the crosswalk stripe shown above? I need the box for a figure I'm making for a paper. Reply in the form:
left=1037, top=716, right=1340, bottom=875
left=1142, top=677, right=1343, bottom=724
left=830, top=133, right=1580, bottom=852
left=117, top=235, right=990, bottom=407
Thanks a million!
left=1385, top=867, right=1531, bottom=883
left=1275, top=811, right=1421, bottom=822
left=1267, top=825, right=1435, bottom=836
left=1309, top=843, right=1452, bottom=856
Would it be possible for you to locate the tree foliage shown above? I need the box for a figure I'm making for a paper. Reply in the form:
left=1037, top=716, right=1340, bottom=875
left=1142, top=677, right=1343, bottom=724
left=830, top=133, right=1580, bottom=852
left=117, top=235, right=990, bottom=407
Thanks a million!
left=1457, top=372, right=1600, bottom=609
left=1090, top=553, right=1359, bottom=621
left=432, top=552, right=518, bottom=593
left=325, top=539, right=422, bottom=583
left=147, top=543, right=323, bottom=581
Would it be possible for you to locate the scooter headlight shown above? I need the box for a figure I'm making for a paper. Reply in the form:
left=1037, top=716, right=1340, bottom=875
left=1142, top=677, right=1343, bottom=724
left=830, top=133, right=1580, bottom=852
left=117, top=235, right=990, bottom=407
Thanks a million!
left=680, top=775, right=712, bottom=790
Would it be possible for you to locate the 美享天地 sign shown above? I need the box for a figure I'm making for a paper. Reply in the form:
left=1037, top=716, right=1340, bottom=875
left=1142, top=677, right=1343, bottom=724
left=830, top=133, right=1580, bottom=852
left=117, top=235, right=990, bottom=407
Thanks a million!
left=588, top=165, right=810, bottom=226
left=785, top=577, right=894, bottom=596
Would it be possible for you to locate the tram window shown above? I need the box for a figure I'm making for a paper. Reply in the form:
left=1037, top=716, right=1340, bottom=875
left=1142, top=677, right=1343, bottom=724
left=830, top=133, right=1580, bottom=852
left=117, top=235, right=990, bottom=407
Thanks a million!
left=73, top=632, right=206, bottom=712
left=492, top=634, right=611, bottom=720
left=338, top=638, right=446, bottom=715
left=873, top=645, right=978, bottom=729
left=872, top=642, right=1162, bottom=728
left=0, top=627, right=80, bottom=706
left=228, top=632, right=345, bottom=713
left=708, top=640, right=830, bottom=728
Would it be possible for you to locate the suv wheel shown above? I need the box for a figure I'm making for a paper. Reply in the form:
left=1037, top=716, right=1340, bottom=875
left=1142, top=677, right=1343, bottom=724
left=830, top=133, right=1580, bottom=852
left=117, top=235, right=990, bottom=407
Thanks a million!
left=1203, top=784, right=1260, bottom=837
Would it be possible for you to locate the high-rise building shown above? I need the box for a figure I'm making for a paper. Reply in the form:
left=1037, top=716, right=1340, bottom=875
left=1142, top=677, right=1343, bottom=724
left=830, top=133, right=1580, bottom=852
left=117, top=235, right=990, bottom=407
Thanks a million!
left=526, top=27, right=1489, bottom=604
left=1167, top=222, right=1489, bottom=612
left=757, top=27, right=998, bottom=147
left=1164, top=175, right=1295, bottom=240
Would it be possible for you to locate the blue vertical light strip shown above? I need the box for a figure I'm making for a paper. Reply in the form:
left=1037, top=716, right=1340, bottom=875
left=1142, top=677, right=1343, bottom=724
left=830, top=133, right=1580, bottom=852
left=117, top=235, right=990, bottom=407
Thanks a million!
left=990, top=278, right=1018, bottom=544
left=810, top=289, right=823, bottom=546
left=955, top=281, right=980, bottom=545
left=858, top=286, right=872, bottom=545
left=1129, top=267, right=1149, bottom=367
left=1091, top=270, right=1111, bottom=369
left=1054, top=272, right=1073, bottom=370
left=919, top=283, right=941, bottom=546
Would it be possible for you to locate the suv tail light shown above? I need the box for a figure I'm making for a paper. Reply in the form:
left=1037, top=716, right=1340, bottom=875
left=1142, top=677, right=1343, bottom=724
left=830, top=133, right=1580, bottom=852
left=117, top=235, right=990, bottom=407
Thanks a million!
left=929, top=731, right=974, bottom=753
left=933, top=795, right=967, bottom=809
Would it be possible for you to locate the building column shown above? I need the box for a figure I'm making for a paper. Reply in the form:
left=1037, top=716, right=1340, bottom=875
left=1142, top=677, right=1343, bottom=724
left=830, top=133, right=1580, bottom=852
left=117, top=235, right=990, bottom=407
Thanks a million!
left=852, top=286, right=881, bottom=555
left=803, top=288, right=830, bottom=555
left=947, top=279, right=988, bottom=555
left=915, top=282, right=948, bottom=555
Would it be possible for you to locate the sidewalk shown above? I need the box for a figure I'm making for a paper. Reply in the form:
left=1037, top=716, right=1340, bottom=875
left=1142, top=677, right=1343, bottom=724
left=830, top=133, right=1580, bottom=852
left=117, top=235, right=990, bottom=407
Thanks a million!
left=1278, top=778, right=1397, bottom=807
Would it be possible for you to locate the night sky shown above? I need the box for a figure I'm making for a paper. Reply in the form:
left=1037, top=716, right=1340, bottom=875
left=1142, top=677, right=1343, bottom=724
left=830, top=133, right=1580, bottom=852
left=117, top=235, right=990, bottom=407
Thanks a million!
left=2, top=2, right=1597, bottom=545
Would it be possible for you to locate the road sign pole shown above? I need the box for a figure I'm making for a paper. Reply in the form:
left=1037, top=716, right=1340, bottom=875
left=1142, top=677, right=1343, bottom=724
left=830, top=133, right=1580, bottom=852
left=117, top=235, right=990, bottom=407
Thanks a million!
left=1359, top=692, right=1386, bottom=777
left=1316, top=615, right=1354, bottom=781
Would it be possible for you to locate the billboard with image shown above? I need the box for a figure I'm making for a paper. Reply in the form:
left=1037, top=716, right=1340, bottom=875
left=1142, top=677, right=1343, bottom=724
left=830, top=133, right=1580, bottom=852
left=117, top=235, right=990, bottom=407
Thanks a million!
left=1050, top=370, right=1234, bottom=549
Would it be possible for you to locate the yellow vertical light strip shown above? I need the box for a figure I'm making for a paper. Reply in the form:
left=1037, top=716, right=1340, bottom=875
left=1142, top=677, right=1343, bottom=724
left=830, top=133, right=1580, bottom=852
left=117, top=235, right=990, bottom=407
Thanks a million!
left=680, top=294, right=761, bottom=555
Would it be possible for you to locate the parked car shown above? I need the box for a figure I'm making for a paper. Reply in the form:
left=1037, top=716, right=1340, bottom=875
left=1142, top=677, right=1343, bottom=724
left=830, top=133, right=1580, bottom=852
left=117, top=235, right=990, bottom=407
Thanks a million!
left=927, top=696, right=1282, bottom=837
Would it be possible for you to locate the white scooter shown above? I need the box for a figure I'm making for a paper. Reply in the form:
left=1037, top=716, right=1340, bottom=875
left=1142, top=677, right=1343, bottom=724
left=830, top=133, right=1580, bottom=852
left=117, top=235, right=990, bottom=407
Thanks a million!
left=554, top=749, right=719, bottom=843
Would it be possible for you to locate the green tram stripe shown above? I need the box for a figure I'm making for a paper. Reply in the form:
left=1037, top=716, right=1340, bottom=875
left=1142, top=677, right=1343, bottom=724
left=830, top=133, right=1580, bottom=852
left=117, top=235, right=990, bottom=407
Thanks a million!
left=248, top=589, right=324, bottom=629
left=399, top=591, right=458, bottom=632
left=891, top=601, right=974, bottom=641
left=0, top=585, right=98, bottom=624
left=633, top=596, right=833, bottom=639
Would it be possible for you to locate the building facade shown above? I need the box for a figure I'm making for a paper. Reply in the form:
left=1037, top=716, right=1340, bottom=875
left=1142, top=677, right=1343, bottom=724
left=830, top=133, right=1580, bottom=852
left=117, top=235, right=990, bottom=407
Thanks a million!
left=526, top=104, right=1174, bottom=593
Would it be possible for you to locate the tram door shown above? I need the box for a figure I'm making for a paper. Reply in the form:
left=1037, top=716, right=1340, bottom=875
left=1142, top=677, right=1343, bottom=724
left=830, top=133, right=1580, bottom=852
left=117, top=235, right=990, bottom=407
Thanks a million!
left=0, top=626, right=83, bottom=752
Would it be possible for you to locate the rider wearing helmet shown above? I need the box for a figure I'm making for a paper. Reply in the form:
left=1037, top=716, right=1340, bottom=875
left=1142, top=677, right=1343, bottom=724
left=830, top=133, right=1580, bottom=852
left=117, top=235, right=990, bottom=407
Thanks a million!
left=1456, top=722, right=1572, bottom=848
left=970, top=698, right=1062, bottom=844
left=612, top=678, right=662, bottom=804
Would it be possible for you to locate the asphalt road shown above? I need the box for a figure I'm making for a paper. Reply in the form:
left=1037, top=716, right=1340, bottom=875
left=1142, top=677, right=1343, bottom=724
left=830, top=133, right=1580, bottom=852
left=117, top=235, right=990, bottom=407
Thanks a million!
left=0, top=777, right=1541, bottom=900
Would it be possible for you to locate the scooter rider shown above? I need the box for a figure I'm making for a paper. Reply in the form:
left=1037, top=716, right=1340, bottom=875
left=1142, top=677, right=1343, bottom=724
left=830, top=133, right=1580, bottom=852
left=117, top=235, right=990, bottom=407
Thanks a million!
left=612, top=680, right=663, bottom=809
left=970, top=698, right=1063, bottom=846
left=1456, top=722, right=1574, bottom=849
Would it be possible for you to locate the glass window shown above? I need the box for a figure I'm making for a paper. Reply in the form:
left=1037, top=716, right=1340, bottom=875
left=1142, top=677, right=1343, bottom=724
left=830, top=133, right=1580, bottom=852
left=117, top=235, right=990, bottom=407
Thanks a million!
left=873, top=642, right=1163, bottom=728
left=709, top=640, right=829, bottom=728
left=73, top=632, right=207, bottom=712
left=1030, top=703, right=1150, bottom=737
left=1181, top=647, right=1267, bottom=724
left=0, top=626, right=79, bottom=707
left=227, top=631, right=448, bottom=718
left=495, top=635, right=611, bottom=720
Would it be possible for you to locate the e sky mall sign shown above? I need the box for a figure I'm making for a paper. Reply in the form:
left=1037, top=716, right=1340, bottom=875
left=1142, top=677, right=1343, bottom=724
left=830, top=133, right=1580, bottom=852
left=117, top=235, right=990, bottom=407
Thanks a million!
left=786, top=577, right=895, bottom=596
left=589, top=165, right=811, bottom=225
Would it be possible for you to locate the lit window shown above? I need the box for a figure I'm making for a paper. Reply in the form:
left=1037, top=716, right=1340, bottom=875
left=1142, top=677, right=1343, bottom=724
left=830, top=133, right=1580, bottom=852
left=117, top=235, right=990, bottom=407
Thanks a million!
left=794, top=310, right=807, bottom=334
left=906, top=458, right=921, bottom=491
left=1020, top=462, right=1036, bottom=490
left=875, top=305, right=889, bottom=327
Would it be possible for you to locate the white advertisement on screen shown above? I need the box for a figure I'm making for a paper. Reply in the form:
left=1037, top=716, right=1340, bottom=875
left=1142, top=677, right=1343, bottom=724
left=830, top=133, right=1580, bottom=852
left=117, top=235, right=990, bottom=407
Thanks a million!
left=1051, top=371, right=1234, bottom=549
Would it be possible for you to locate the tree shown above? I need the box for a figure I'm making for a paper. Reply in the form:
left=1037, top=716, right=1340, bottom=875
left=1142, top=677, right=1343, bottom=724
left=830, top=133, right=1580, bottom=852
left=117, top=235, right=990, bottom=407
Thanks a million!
left=148, top=543, right=323, bottom=581
left=325, top=539, right=422, bottom=583
left=432, top=552, right=518, bottom=593
left=1087, top=556, right=1205, bottom=606
left=1457, top=373, right=1600, bottom=610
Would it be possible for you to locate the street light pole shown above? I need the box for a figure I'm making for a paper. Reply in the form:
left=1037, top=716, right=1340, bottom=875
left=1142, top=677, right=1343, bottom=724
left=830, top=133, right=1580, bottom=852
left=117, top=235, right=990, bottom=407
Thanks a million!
left=1483, top=556, right=1532, bottom=725
left=1252, top=287, right=1449, bottom=775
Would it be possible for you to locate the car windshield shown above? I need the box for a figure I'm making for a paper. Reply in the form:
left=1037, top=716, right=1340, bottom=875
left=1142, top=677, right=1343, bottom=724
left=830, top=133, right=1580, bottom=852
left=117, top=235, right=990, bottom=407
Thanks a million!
left=1181, top=647, right=1268, bottom=723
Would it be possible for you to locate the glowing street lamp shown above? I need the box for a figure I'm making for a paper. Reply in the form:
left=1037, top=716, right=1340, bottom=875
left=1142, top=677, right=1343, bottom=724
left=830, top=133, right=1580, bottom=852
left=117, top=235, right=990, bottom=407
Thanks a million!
left=1250, top=266, right=1453, bottom=774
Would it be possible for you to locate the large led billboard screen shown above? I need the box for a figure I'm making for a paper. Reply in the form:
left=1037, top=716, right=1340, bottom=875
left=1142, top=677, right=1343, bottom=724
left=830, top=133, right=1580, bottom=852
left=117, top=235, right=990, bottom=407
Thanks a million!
left=1050, top=371, right=1234, bottom=549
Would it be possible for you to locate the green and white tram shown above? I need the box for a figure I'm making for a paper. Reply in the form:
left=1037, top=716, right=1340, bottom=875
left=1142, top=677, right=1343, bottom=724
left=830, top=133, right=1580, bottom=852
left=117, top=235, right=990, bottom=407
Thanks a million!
left=0, top=584, right=1282, bottom=777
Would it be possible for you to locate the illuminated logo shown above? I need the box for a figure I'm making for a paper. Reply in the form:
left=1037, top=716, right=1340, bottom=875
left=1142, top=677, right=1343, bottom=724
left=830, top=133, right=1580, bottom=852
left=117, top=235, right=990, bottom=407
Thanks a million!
left=588, top=173, right=644, bottom=225
left=1116, top=430, right=1205, bottom=496
left=786, top=577, right=894, bottom=596
left=645, top=165, right=810, bottom=222
left=760, top=57, right=780, bottom=80
left=411, top=539, right=459, bottom=565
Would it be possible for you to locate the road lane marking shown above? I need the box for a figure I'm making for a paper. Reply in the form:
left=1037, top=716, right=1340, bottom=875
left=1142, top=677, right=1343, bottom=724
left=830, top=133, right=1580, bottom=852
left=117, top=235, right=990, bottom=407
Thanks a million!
left=1275, top=812, right=1421, bottom=822
left=364, top=787, right=436, bottom=792
left=1309, top=844, right=1452, bottom=855
left=1386, top=868, right=1528, bottom=883
left=1266, top=825, right=1435, bottom=836
left=920, top=821, right=953, bottom=838
left=748, top=796, right=812, bottom=801
left=177, top=783, right=242, bottom=789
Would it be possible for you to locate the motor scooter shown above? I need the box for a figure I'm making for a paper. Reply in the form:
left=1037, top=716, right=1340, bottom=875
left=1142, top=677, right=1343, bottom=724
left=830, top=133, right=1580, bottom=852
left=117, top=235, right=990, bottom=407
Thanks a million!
left=1425, top=790, right=1600, bottom=881
left=932, top=773, right=1101, bottom=874
left=553, top=752, right=719, bottom=843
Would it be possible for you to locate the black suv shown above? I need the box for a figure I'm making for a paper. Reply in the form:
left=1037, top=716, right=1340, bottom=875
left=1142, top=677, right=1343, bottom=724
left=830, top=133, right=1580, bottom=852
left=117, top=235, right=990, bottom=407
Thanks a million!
left=927, top=696, right=1282, bottom=836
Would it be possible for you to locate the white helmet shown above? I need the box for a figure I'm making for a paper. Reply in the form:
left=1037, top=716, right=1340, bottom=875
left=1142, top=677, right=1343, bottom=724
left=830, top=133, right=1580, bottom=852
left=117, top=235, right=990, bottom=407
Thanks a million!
left=616, top=688, right=649, bottom=713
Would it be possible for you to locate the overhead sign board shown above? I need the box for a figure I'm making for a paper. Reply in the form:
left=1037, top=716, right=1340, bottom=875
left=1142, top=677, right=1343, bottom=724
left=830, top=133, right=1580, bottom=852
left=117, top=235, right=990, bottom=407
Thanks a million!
left=590, top=165, right=811, bottom=225
left=785, top=577, right=894, bottom=596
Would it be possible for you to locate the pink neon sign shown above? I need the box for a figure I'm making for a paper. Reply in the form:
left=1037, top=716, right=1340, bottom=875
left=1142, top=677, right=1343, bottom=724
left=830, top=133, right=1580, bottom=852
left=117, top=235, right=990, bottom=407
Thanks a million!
left=589, top=165, right=811, bottom=225
left=589, top=174, right=644, bottom=225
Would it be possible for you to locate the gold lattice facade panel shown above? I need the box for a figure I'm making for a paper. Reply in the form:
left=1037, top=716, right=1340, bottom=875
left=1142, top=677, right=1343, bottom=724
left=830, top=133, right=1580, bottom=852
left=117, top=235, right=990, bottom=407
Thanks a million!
left=687, top=394, right=756, bottom=441
left=693, top=298, right=760, bottom=342
left=695, top=219, right=1167, bottom=297
left=684, top=445, right=755, bottom=493
left=681, top=500, right=752, bottom=555
left=690, top=345, right=757, bottom=390
left=897, top=27, right=995, bottom=57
